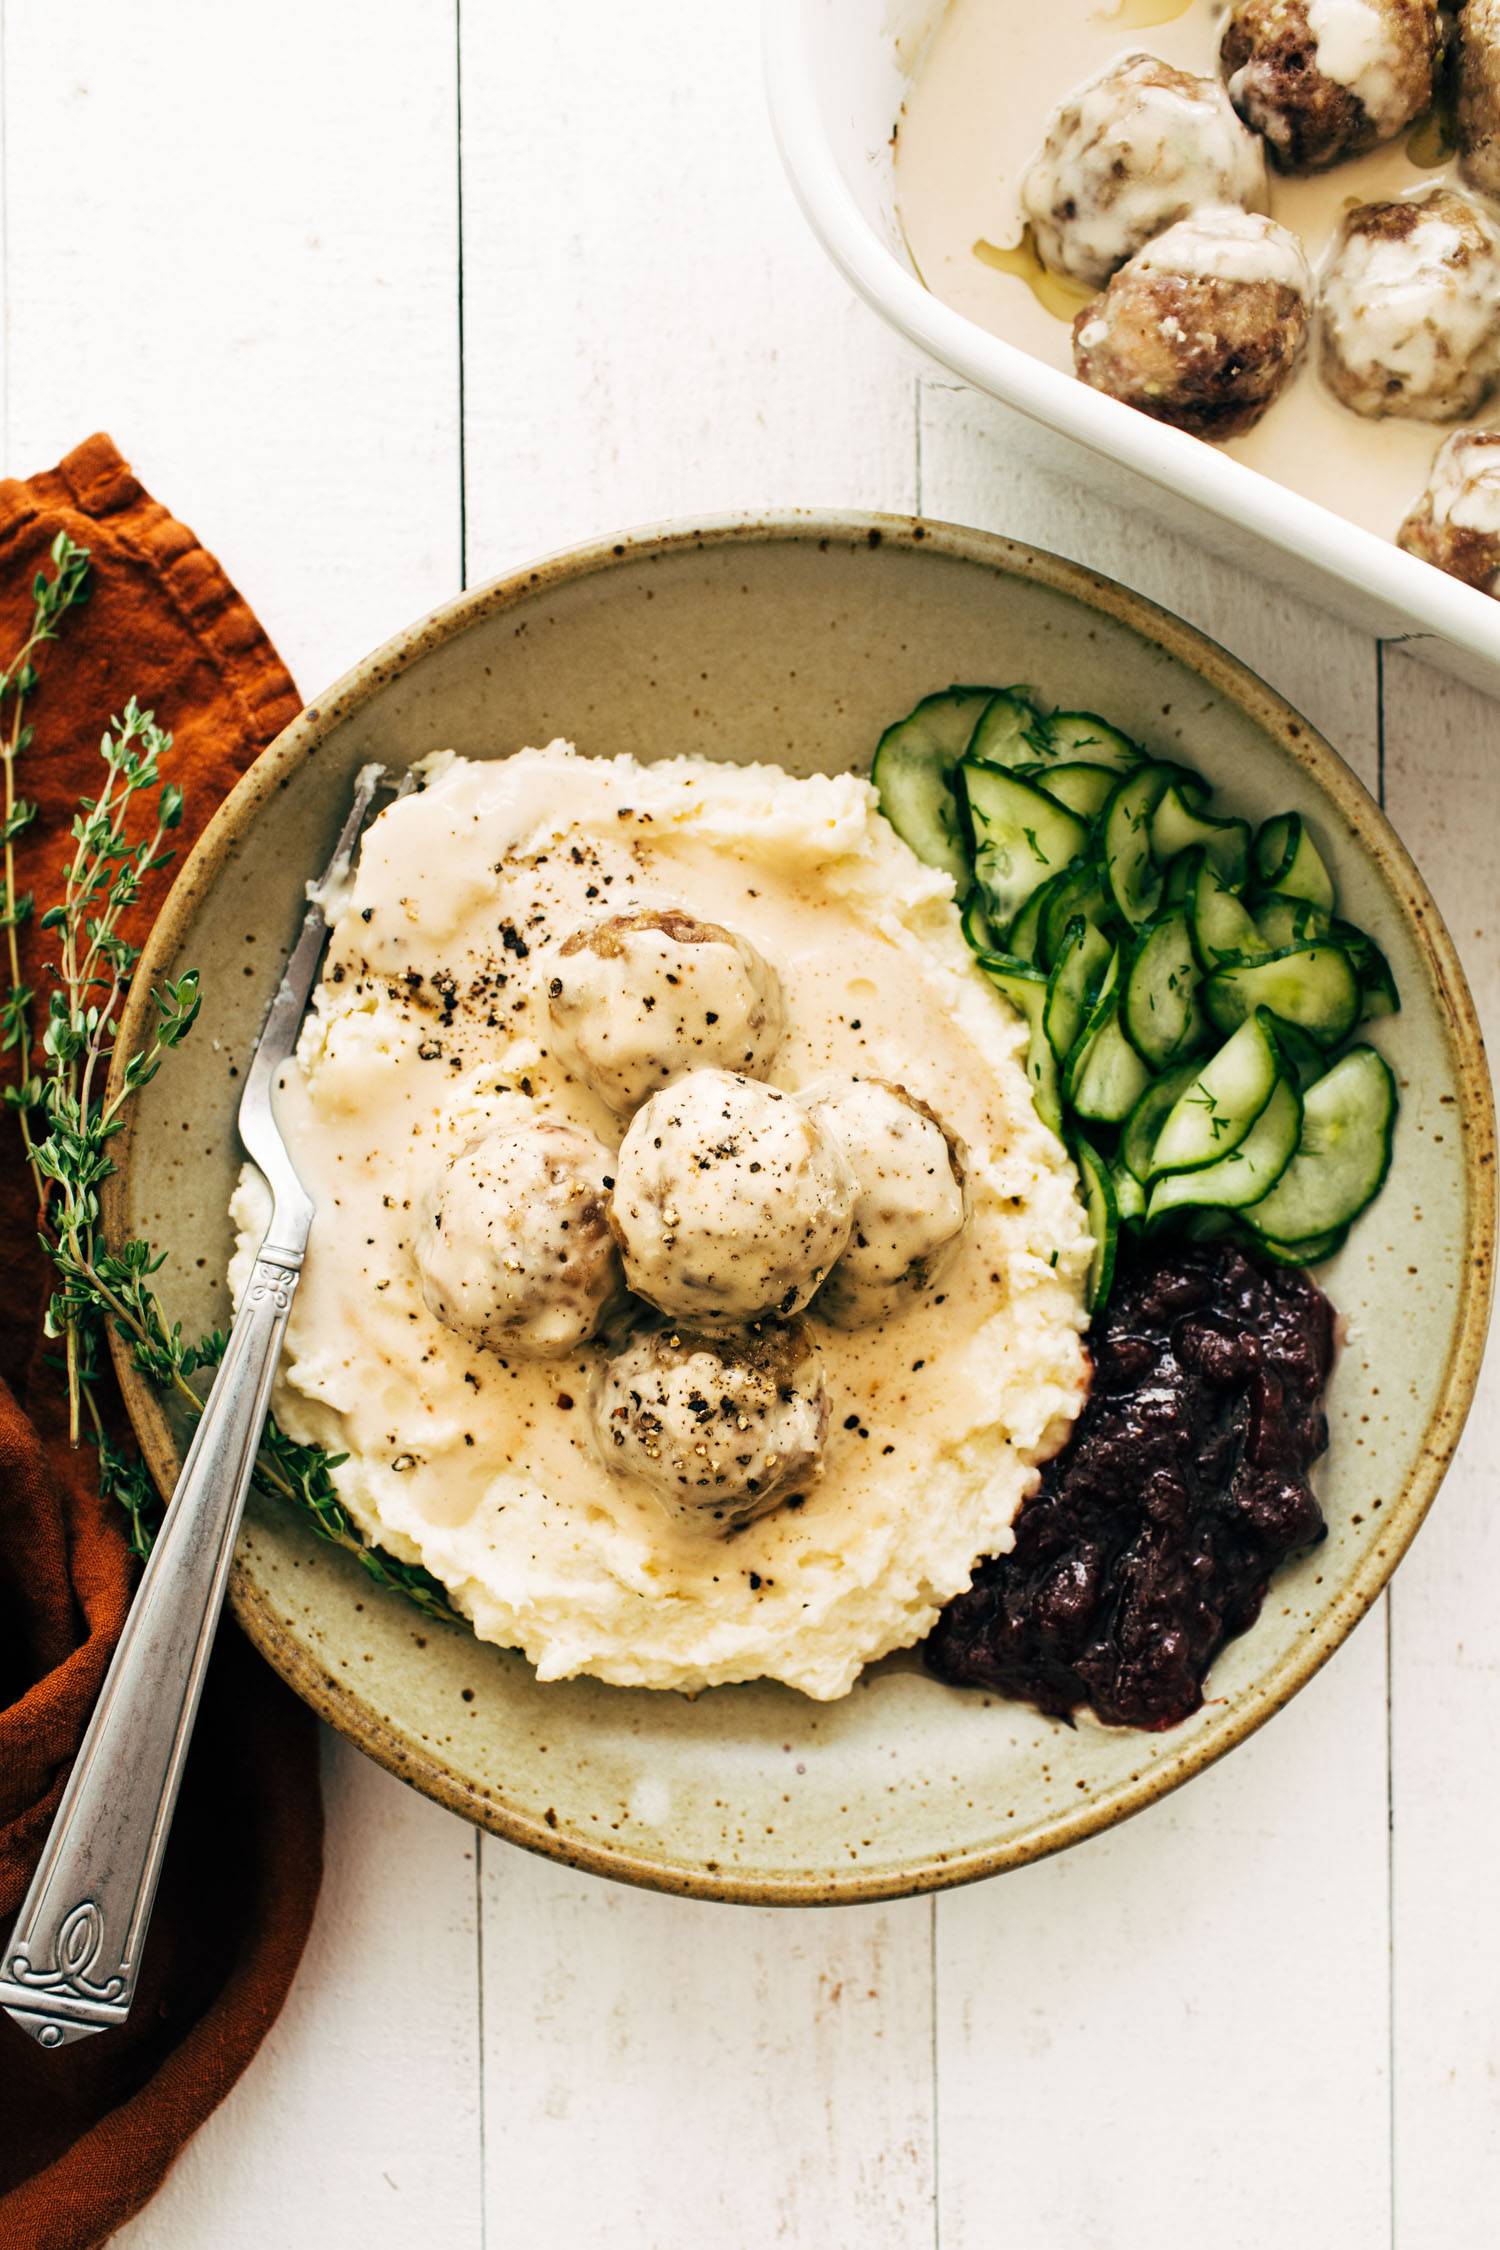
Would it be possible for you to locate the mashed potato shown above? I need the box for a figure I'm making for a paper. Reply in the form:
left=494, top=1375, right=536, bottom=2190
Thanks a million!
left=230, top=744, right=1091, bottom=1700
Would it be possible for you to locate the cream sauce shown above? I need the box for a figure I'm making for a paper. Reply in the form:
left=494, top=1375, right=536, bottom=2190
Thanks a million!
left=1320, top=195, right=1500, bottom=416
left=894, top=0, right=1500, bottom=543
left=1302, top=0, right=1412, bottom=130
left=1428, top=427, right=1500, bottom=530
left=238, top=745, right=1091, bottom=1698
left=1130, top=203, right=1314, bottom=287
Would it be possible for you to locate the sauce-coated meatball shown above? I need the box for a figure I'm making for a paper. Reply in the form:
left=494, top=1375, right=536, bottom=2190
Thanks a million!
left=801, top=1077, right=969, bottom=1328
left=1020, top=53, right=1267, bottom=289
left=1457, top=0, right=1500, bottom=195
left=1319, top=189, right=1500, bottom=420
left=1073, top=206, right=1313, bottom=438
left=1397, top=428, right=1500, bottom=592
left=1220, top=0, right=1440, bottom=171
left=592, top=1319, right=829, bottom=1529
left=547, top=908, right=784, bottom=1115
left=609, top=1069, right=856, bottom=1326
left=415, top=1121, right=621, bottom=1359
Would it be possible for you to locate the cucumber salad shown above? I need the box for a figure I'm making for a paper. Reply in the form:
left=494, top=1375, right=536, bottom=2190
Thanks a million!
left=873, top=685, right=1399, bottom=1308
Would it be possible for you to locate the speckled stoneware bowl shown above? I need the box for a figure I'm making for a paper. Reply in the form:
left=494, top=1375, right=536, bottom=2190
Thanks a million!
left=107, top=516, right=1494, bottom=1905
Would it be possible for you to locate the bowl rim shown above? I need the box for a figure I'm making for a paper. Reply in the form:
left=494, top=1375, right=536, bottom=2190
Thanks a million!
left=107, top=508, right=1497, bottom=1905
left=761, top=0, right=1500, bottom=684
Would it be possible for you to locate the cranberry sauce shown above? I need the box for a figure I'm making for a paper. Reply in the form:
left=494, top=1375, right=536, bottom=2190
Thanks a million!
left=925, top=1241, right=1335, bottom=1730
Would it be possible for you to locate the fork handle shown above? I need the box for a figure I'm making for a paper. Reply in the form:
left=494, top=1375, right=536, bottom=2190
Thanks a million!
left=0, top=1244, right=303, bottom=2048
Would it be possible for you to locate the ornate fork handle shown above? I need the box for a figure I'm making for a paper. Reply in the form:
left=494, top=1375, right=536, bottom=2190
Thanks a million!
left=0, top=1244, right=304, bottom=2048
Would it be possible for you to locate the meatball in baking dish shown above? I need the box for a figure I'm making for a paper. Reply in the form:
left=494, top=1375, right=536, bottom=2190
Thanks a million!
left=1220, top=0, right=1440, bottom=172
left=1457, top=0, right=1500, bottom=195
left=1319, top=188, right=1500, bottom=420
left=1073, top=205, right=1313, bottom=439
left=1020, top=52, right=1267, bottom=289
left=1398, top=428, right=1500, bottom=591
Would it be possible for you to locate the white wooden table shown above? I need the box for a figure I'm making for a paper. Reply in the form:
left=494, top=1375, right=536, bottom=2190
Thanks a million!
left=5, top=5, right=1496, bottom=2243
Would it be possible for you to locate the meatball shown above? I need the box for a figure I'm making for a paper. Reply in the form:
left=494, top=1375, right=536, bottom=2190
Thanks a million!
left=1072, top=207, right=1312, bottom=439
left=415, top=1120, right=620, bottom=1359
left=1457, top=0, right=1500, bottom=195
left=1397, top=428, right=1500, bottom=592
left=1319, top=189, right=1500, bottom=420
left=592, top=1319, right=829, bottom=1529
left=609, top=1068, right=855, bottom=1326
left=1020, top=53, right=1267, bottom=289
left=800, top=1077, right=970, bottom=1328
left=1220, top=0, right=1440, bottom=172
left=546, top=907, right=784, bottom=1115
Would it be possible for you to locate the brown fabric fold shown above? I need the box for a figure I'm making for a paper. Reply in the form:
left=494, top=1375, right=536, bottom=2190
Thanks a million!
left=0, top=436, right=323, bottom=2248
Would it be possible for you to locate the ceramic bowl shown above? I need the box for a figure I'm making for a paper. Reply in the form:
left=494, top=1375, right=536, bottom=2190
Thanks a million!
left=763, top=0, right=1500, bottom=696
left=107, top=515, right=1494, bottom=1904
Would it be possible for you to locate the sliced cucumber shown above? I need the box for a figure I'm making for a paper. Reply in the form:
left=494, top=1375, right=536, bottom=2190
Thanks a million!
left=960, top=890, right=998, bottom=955
left=1253, top=893, right=1330, bottom=950
left=1120, top=1058, right=1202, bottom=1183
left=1149, top=1011, right=1282, bottom=1177
left=873, top=684, right=1400, bottom=1268
left=1098, top=763, right=1177, bottom=929
left=1039, top=860, right=1111, bottom=969
left=1162, top=850, right=1198, bottom=907
left=1005, top=877, right=1053, bottom=966
left=1254, top=812, right=1335, bottom=912
left=976, top=954, right=1063, bottom=1138
left=1041, top=711, right=1143, bottom=773
left=1029, top=760, right=1118, bottom=821
left=1329, top=917, right=1400, bottom=1021
left=1240, top=1045, right=1397, bottom=1242
left=872, top=687, right=996, bottom=886
left=1181, top=1207, right=1237, bottom=1243
left=1111, top=1154, right=1147, bottom=1227
left=1060, top=941, right=1118, bottom=1096
left=1044, top=915, right=1113, bottom=1067
left=1071, top=1133, right=1119, bottom=1310
left=1250, top=1225, right=1348, bottom=1267
left=1150, top=784, right=1249, bottom=889
left=1203, top=942, right=1361, bottom=1048
left=1267, top=1016, right=1330, bottom=1091
left=1189, top=851, right=1268, bottom=970
left=960, top=761, right=1090, bottom=934
left=1147, top=1076, right=1302, bottom=1222
left=1067, top=982, right=1152, bottom=1125
left=1123, top=908, right=1207, bottom=1070
left=968, top=688, right=1049, bottom=770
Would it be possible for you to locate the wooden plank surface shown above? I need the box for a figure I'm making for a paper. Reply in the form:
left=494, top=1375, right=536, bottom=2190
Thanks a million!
left=2, top=0, right=464, bottom=699
left=1381, top=653, right=1500, bottom=2250
left=481, top=1854, right=935, bottom=2249
left=3, top=3, right=1498, bottom=2245
left=2, top=7, right=483, bottom=2246
left=457, top=0, right=919, bottom=579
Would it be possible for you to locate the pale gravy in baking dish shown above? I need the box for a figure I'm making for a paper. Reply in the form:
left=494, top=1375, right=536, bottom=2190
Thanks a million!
left=895, top=0, right=1500, bottom=545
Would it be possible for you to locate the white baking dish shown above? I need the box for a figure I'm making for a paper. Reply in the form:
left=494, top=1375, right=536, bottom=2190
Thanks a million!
left=764, top=0, right=1500, bottom=693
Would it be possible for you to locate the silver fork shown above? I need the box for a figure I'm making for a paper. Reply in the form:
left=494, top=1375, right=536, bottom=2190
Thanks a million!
left=0, top=764, right=407, bottom=2049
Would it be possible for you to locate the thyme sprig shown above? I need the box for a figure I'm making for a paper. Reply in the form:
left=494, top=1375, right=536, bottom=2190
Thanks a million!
left=32, top=692, right=197, bottom=1441
left=4, top=532, right=461, bottom=1628
left=1, top=530, right=90, bottom=1196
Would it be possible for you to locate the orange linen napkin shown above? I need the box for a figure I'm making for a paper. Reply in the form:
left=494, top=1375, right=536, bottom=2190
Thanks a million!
left=0, top=435, right=323, bottom=2248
